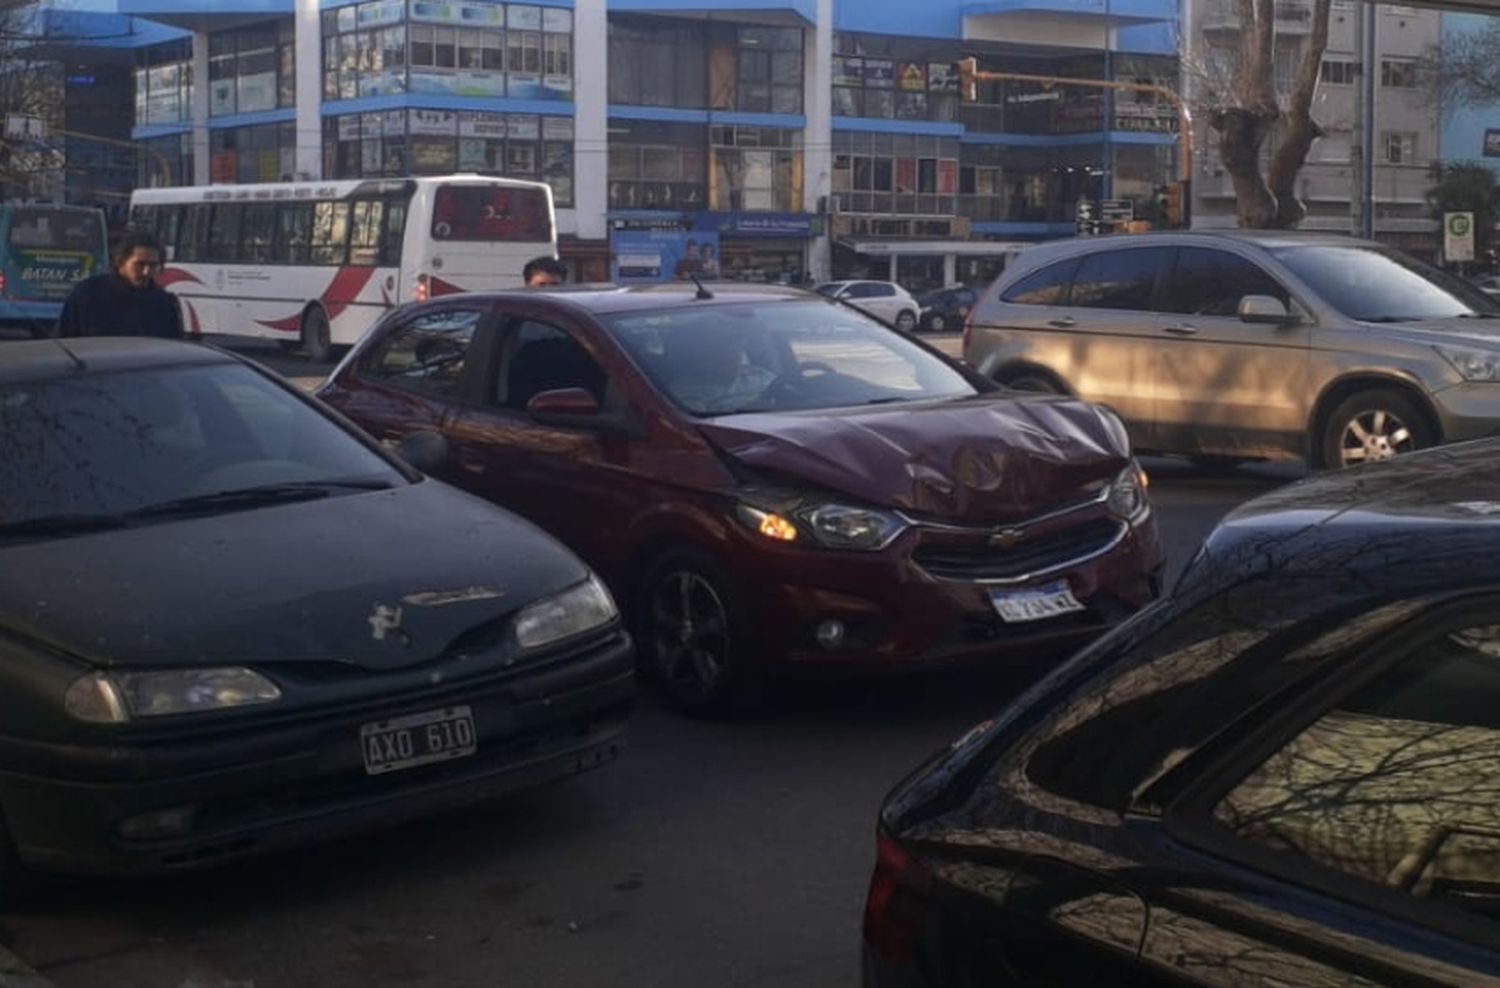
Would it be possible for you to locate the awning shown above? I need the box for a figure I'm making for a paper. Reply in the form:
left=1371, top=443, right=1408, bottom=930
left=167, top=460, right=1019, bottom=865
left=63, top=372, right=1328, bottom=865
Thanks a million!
left=841, top=239, right=1035, bottom=256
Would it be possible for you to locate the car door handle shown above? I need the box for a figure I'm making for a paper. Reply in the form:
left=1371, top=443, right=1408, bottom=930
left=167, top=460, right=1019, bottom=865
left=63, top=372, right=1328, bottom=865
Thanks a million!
left=1048, top=317, right=1076, bottom=328
left=1163, top=323, right=1199, bottom=336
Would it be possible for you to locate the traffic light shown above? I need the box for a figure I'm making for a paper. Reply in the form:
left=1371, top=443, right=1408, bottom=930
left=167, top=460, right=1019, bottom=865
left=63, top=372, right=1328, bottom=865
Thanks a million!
left=955, top=57, right=978, bottom=103
left=1156, top=183, right=1183, bottom=229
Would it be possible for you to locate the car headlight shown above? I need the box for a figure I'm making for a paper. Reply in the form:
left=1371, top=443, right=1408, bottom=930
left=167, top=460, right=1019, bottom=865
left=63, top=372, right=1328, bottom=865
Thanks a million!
left=1437, top=345, right=1500, bottom=382
left=802, top=503, right=908, bottom=551
left=65, top=667, right=282, bottom=723
left=513, top=574, right=619, bottom=650
left=1106, top=463, right=1151, bottom=523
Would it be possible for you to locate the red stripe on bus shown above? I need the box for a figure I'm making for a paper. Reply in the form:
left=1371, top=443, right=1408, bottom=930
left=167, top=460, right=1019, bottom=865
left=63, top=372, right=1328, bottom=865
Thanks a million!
left=255, top=266, right=377, bottom=334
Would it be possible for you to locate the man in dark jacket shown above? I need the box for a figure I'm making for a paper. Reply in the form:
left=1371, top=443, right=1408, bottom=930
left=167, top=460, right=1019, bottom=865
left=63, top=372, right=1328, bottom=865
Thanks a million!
left=57, top=231, right=184, bottom=339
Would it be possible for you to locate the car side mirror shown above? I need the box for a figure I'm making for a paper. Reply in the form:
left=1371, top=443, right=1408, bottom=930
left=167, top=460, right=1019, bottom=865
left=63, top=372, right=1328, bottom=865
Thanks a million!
left=527, top=387, right=602, bottom=421
left=1239, top=294, right=1296, bottom=325
left=394, top=430, right=450, bottom=473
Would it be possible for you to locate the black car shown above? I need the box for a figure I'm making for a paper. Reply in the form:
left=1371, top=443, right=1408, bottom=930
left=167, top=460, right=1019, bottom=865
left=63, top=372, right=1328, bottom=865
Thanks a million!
left=0, top=339, right=632, bottom=889
left=865, top=440, right=1500, bottom=985
left=915, top=286, right=976, bottom=333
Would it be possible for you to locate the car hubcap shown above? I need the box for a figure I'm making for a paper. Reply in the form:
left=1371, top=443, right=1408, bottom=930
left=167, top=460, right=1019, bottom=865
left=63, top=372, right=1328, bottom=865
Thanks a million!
left=1340, top=409, right=1413, bottom=466
left=931, top=316, right=945, bottom=330
left=651, top=571, right=730, bottom=698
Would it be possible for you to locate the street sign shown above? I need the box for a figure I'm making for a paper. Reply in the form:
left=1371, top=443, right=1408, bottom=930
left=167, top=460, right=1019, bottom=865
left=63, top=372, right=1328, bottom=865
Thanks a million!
left=3, top=114, right=46, bottom=141
left=1100, top=198, right=1134, bottom=223
left=1446, top=211, right=1476, bottom=263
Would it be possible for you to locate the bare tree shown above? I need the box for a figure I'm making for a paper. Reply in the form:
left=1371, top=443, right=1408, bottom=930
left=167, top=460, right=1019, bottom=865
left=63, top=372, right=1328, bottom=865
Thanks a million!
left=1199, top=0, right=1334, bottom=228
left=0, top=5, right=65, bottom=199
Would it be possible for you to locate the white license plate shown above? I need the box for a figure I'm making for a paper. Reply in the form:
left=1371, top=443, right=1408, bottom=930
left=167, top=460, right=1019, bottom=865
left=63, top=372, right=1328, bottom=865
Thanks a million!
left=360, top=705, right=477, bottom=776
left=990, top=580, right=1086, bottom=624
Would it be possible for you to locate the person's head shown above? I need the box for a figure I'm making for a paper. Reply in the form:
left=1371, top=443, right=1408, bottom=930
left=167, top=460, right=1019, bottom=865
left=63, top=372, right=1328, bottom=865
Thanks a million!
left=667, top=323, right=747, bottom=388
left=683, top=239, right=700, bottom=260
left=523, top=256, right=566, bottom=287
left=112, top=232, right=164, bottom=289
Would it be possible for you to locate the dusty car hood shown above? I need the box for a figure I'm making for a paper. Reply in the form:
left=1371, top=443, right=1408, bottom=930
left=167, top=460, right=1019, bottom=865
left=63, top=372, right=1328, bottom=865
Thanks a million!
left=696, top=394, right=1130, bottom=522
left=0, top=480, right=589, bottom=670
left=1365, top=315, right=1500, bottom=346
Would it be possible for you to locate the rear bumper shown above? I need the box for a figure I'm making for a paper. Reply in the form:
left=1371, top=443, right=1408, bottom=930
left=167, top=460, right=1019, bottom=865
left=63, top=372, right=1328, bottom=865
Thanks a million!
left=0, top=639, right=634, bottom=877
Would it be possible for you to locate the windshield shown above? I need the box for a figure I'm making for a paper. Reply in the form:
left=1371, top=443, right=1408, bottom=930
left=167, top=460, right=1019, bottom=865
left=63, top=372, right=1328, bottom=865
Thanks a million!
left=1272, top=245, right=1500, bottom=322
left=604, top=299, right=977, bottom=417
left=5, top=207, right=104, bottom=252
left=813, top=283, right=842, bottom=297
left=0, top=362, right=404, bottom=528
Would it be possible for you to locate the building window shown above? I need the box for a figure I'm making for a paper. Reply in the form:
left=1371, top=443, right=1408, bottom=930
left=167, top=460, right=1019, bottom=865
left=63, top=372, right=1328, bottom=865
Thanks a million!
left=208, top=21, right=295, bottom=117
left=323, top=110, right=574, bottom=206
left=607, top=120, right=708, bottom=210
left=1383, top=131, right=1418, bottom=164
left=832, top=131, right=959, bottom=216
left=322, top=1, right=572, bottom=103
left=1380, top=58, right=1419, bottom=88
left=139, top=132, right=194, bottom=189
left=608, top=15, right=708, bottom=108
left=1320, top=58, right=1356, bottom=85
left=723, top=26, right=803, bottom=114
left=709, top=126, right=802, bottom=212
left=209, top=121, right=297, bottom=184
left=832, top=34, right=958, bottom=122
left=135, top=40, right=193, bottom=127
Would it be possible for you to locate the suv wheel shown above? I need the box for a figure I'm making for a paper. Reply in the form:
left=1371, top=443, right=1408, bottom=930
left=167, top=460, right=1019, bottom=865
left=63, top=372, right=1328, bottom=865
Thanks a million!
left=997, top=370, right=1062, bottom=395
left=894, top=310, right=917, bottom=333
left=1320, top=388, right=1434, bottom=469
left=927, top=314, right=946, bottom=332
left=639, top=549, right=763, bottom=718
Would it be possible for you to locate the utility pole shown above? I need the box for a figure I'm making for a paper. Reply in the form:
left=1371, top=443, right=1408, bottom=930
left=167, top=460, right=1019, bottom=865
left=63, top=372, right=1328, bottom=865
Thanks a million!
left=1350, top=3, right=1375, bottom=238
left=956, top=58, right=1194, bottom=227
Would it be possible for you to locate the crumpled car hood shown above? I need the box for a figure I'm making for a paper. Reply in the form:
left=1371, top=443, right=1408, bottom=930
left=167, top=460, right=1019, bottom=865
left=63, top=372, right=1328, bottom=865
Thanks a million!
left=0, top=480, right=588, bottom=671
left=696, top=394, right=1131, bottom=522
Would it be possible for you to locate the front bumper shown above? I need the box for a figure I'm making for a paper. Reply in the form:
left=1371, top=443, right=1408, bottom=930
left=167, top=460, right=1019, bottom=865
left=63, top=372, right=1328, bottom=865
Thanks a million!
left=732, top=507, right=1165, bottom=671
left=1430, top=380, right=1500, bottom=443
left=0, top=635, right=634, bottom=876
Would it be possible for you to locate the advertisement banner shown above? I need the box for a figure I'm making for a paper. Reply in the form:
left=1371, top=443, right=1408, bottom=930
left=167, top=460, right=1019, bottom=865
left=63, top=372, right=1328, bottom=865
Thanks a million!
left=410, top=108, right=457, bottom=136
left=612, top=229, right=721, bottom=284
left=863, top=60, right=894, bottom=88
left=1486, top=129, right=1500, bottom=158
left=897, top=63, right=927, bottom=93
left=459, top=111, right=507, bottom=139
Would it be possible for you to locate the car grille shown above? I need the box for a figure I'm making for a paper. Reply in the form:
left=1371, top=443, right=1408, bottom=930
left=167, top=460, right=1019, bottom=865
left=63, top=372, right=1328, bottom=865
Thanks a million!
left=913, top=517, right=1124, bottom=583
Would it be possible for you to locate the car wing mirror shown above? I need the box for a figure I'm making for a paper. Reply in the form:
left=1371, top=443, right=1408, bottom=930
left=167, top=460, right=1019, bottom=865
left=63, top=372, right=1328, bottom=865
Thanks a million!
left=526, top=387, right=646, bottom=439
left=1239, top=294, right=1297, bottom=325
left=394, top=430, right=450, bottom=473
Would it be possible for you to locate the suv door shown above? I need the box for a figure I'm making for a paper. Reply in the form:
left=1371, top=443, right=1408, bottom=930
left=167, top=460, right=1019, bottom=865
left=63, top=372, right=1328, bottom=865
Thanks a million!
left=1154, top=246, right=1311, bottom=458
left=1050, top=247, right=1164, bottom=449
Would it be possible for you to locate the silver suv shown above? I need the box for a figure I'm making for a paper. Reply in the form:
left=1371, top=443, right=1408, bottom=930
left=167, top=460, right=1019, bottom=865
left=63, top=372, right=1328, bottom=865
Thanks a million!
left=964, top=231, right=1500, bottom=468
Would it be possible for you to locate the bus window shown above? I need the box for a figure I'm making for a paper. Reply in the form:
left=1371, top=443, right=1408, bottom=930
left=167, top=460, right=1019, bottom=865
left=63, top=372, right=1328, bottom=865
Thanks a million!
left=431, top=184, right=552, bottom=243
left=207, top=204, right=243, bottom=263
left=381, top=199, right=407, bottom=266
left=276, top=203, right=312, bottom=264
left=177, top=205, right=211, bottom=263
left=242, top=204, right=276, bottom=263
left=130, top=205, right=158, bottom=239
left=349, top=199, right=384, bottom=267
left=158, top=207, right=183, bottom=262
left=7, top=208, right=103, bottom=251
left=310, top=201, right=350, bottom=266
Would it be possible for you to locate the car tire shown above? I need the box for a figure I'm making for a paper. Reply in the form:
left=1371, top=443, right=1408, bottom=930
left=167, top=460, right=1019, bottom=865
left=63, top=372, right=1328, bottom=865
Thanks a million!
left=928, top=314, right=946, bottom=332
left=894, top=310, right=917, bottom=333
left=1319, top=388, right=1435, bottom=469
left=997, top=370, right=1062, bottom=395
left=638, top=548, right=763, bottom=718
left=300, top=306, right=333, bottom=364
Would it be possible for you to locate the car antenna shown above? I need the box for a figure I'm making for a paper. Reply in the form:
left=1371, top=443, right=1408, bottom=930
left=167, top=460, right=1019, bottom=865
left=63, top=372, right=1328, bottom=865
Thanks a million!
left=690, top=274, right=714, bottom=301
left=52, top=339, right=86, bottom=372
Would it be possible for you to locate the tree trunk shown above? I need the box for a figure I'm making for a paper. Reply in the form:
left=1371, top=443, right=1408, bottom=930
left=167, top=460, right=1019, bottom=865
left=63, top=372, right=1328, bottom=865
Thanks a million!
left=1266, top=0, right=1332, bottom=228
left=1214, top=0, right=1283, bottom=228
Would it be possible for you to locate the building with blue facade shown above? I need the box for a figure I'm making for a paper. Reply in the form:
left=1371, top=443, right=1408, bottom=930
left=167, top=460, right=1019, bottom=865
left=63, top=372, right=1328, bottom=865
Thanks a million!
left=18, top=0, right=1182, bottom=287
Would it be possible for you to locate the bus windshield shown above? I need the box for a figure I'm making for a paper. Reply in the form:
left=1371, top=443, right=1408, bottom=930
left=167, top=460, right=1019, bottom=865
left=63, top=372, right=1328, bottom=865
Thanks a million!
left=431, top=185, right=553, bottom=242
left=7, top=207, right=105, bottom=252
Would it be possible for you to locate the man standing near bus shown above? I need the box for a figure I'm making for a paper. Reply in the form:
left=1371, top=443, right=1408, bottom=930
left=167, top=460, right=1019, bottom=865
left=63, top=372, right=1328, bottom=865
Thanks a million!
left=57, top=232, right=184, bottom=340
left=523, top=256, right=566, bottom=287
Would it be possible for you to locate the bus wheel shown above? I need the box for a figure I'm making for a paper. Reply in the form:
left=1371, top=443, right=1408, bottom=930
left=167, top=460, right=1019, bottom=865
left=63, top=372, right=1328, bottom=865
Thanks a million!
left=300, top=307, right=333, bottom=364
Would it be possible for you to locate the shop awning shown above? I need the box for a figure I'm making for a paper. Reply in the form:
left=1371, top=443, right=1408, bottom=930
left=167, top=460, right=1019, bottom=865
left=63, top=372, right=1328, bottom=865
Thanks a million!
left=841, top=239, right=1036, bottom=256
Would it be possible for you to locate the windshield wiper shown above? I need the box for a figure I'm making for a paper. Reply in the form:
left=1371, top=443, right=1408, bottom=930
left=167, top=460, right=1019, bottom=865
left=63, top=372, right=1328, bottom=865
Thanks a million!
left=130, top=479, right=394, bottom=519
left=0, top=513, right=128, bottom=539
left=1362, top=316, right=1416, bottom=323
left=863, top=396, right=914, bottom=406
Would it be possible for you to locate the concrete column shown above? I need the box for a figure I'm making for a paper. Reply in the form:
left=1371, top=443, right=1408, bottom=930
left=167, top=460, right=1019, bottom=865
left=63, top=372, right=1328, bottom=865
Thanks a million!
left=572, top=0, right=608, bottom=243
left=295, top=0, right=323, bottom=180
left=802, top=0, right=833, bottom=281
left=943, top=253, right=956, bottom=286
left=191, top=31, right=210, bottom=185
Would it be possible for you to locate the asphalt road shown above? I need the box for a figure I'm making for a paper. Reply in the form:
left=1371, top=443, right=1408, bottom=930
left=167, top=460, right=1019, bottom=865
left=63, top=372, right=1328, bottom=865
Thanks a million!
left=0, top=340, right=1306, bottom=988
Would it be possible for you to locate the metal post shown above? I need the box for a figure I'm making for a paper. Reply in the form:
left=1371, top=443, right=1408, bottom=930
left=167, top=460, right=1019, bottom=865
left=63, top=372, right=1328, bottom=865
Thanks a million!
left=1361, top=3, right=1376, bottom=239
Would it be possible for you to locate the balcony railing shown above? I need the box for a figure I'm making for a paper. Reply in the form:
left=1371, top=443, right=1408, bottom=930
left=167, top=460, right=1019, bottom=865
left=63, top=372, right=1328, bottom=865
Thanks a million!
left=1203, top=0, right=1312, bottom=31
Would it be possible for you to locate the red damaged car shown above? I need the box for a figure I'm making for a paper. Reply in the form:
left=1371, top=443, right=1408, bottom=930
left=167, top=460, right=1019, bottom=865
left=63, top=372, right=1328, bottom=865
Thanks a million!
left=318, top=285, right=1164, bottom=715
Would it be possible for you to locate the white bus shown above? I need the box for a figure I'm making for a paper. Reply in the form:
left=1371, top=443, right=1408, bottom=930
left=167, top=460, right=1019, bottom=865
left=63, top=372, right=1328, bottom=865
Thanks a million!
left=128, top=175, right=556, bottom=360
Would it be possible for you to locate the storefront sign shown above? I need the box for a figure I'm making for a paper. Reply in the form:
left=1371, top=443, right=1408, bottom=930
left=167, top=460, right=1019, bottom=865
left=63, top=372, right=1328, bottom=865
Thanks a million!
left=693, top=213, right=821, bottom=239
left=863, top=60, right=894, bottom=88
left=897, top=63, right=927, bottom=93
left=833, top=57, right=863, bottom=87
left=928, top=63, right=957, bottom=93
left=459, top=111, right=507, bottom=139
left=508, top=4, right=543, bottom=29
left=612, top=229, right=721, bottom=284
left=410, top=108, right=458, bottom=136
left=542, top=117, right=574, bottom=141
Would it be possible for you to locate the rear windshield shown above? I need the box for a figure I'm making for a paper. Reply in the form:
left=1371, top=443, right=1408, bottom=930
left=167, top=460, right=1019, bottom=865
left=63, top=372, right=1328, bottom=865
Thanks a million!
left=604, top=299, right=976, bottom=417
left=1272, top=245, right=1500, bottom=322
left=431, top=185, right=552, bottom=243
left=6, top=207, right=104, bottom=253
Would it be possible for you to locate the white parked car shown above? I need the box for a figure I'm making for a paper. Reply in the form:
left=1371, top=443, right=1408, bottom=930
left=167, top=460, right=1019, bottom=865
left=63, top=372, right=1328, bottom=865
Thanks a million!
left=813, top=280, right=921, bottom=332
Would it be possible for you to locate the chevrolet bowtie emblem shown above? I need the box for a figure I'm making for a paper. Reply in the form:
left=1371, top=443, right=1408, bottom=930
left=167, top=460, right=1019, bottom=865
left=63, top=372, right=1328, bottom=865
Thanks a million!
left=988, top=527, right=1026, bottom=549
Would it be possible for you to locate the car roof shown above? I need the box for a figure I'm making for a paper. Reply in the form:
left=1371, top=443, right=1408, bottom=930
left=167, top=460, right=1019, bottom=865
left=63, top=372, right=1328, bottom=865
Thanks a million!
left=1010, top=229, right=1386, bottom=268
left=0, top=338, right=237, bottom=384
left=448, top=282, right=826, bottom=317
